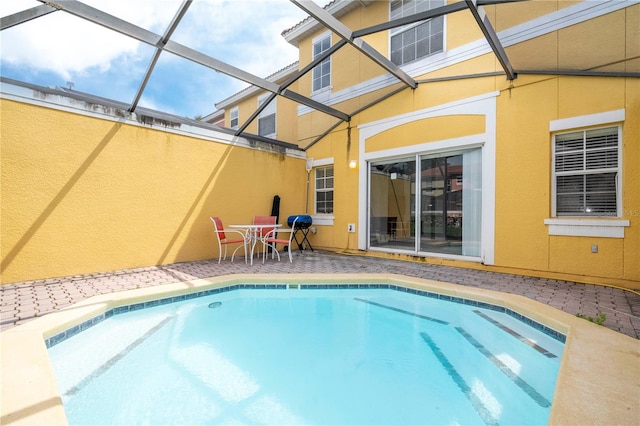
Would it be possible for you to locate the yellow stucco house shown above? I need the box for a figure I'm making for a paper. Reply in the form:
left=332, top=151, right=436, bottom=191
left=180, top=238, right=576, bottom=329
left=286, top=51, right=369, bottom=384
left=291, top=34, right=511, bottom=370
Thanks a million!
left=212, top=0, right=640, bottom=289
left=1, top=0, right=638, bottom=290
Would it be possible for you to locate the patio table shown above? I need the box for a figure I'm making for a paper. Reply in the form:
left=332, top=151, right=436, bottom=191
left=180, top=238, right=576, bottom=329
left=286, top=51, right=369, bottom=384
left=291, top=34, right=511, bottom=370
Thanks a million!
left=229, top=224, right=281, bottom=265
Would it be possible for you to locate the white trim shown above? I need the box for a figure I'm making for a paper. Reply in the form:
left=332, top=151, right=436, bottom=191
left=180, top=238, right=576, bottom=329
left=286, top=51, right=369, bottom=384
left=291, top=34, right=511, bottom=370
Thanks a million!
left=502, top=0, right=637, bottom=46
left=297, top=0, right=637, bottom=117
left=363, top=136, right=485, bottom=162
left=308, top=158, right=336, bottom=225
left=544, top=219, right=630, bottom=238
left=387, top=0, right=447, bottom=66
left=314, top=163, right=335, bottom=219
left=257, top=93, right=277, bottom=139
left=229, top=106, right=239, bottom=130
left=312, top=29, right=332, bottom=45
left=550, top=109, right=625, bottom=132
left=357, top=92, right=498, bottom=265
left=283, top=0, right=369, bottom=46
left=311, top=215, right=335, bottom=226
left=311, top=31, right=332, bottom=95
left=310, top=157, right=334, bottom=168
left=0, top=80, right=306, bottom=160
left=359, top=91, right=499, bottom=138
left=550, top=116, right=623, bottom=218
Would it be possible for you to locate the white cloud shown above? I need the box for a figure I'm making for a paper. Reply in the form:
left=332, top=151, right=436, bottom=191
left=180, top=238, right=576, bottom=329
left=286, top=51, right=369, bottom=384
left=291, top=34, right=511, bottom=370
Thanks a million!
left=0, top=0, right=156, bottom=80
left=2, top=0, right=307, bottom=80
left=1, top=0, right=324, bottom=116
left=172, top=0, right=307, bottom=76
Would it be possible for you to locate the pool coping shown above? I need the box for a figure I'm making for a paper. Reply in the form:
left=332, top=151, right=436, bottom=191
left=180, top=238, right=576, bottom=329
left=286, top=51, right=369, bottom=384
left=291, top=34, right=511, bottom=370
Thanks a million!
left=1, top=273, right=638, bottom=425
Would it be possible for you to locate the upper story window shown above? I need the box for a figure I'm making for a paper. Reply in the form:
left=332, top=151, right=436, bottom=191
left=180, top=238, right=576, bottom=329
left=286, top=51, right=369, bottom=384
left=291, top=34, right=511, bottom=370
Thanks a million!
left=312, top=34, right=331, bottom=92
left=553, top=126, right=620, bottom=217
left=257, top=93, right=276, bottom=138
left=390, top=0, right=445, bottom=66
left=229, top=107, right=239, bottom=130
left=315, top=165, right=334, bottom=214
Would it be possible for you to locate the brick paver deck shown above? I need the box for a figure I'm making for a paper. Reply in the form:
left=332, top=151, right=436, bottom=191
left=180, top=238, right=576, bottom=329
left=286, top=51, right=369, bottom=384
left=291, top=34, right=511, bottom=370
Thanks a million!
left=2, top=251, right=639, bottom=339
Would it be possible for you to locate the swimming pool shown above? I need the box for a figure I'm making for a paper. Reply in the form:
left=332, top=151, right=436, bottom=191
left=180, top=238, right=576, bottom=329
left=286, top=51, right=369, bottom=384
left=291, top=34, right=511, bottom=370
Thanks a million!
left=47, top=285, right=564, bottom=425
left=2, top=274, right=638, bottom=425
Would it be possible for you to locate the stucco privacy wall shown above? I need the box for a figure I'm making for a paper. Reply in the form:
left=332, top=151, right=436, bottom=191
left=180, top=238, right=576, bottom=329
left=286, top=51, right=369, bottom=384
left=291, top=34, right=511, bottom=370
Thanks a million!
left=1, top=95, right=306, bottom=284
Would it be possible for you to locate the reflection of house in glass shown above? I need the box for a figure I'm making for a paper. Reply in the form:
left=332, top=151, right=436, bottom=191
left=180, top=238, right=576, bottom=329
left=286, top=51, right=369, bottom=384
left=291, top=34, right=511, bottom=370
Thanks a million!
left=421, top=156, right=464, bottom=247
left=369, top=152, right=481, bottom=257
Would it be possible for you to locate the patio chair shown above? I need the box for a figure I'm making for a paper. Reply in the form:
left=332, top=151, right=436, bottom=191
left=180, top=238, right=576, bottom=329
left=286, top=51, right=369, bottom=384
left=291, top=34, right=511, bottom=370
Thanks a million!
left=210, top=217, right=247, bottom=263
left=261, top=216, right=298, bottom=263
left=252, top=215, right=277, bottom=258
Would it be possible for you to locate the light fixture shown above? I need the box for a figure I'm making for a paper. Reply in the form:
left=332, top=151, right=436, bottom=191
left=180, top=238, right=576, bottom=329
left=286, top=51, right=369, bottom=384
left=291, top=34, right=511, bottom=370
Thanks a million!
left=349, top=160, right=357, bottom=169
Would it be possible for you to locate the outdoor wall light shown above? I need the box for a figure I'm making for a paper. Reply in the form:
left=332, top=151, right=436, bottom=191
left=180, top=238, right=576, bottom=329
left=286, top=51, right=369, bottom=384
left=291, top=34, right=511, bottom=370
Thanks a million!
left=349, top=160, right=357, bottom=169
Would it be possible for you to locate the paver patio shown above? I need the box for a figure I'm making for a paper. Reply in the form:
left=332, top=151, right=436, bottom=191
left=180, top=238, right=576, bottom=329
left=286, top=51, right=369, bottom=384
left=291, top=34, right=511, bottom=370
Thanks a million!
left=1, top=250, right=638, bottom=339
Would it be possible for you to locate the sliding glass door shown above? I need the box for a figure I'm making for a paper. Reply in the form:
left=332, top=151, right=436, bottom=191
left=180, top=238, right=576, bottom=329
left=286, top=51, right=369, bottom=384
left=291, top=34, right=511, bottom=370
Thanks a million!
left=369, top=158, right=416, bottom=250
left=420, top=155, right=461, bottom=253
left=369, top=148, right=482, bottom=257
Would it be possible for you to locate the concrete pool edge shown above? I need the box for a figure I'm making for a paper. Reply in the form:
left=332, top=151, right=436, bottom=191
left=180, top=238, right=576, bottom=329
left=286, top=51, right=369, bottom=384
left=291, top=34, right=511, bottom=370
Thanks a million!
left=1, top=273, right=638, bottom=425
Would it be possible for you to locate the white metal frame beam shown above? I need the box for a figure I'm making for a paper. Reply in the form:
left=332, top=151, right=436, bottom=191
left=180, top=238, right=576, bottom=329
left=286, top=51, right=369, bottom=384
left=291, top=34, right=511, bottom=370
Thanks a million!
left=290, top=0, right=418, bottom=90
left=1, top=4, right=57, bottom=30
left=4, top=0, right=637, bottom=147
left=237, top=39, right=350, bottom=135
left=129, top=0, right=192, bottom=112
left=34, top=0, right=349, bottom=121
left=353, top=1, right=468, bottom=38
left=465, top=0, right=517, bottom=80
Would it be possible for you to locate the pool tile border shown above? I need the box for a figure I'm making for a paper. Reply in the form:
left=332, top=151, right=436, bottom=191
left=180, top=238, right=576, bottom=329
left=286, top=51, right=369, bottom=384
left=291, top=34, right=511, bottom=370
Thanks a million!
left=45, top=283, right=566, bottom=348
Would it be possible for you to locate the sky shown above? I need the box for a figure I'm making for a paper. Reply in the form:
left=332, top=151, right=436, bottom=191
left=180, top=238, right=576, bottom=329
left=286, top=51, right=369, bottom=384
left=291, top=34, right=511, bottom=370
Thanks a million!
left=0, top=0, right=317, bottom=119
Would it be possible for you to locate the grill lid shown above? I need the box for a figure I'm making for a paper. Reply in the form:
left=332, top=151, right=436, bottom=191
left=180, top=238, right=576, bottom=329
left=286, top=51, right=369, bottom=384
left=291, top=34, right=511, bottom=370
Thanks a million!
left=287, top=214, right=312, bottom=228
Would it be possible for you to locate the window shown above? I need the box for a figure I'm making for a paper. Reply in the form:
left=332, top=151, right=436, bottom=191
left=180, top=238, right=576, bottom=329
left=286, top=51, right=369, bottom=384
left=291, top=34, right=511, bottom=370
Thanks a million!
left=390, top=0, right=444, bottom=66
left=312, top=34, right=331, bottom=92
left=315, top=166, right=334, bottom=214
left=229, top=107, right=238, bottom=130
left=257, top=94, right=276, bottom=138
left=553, top=126, right=620, bottom=216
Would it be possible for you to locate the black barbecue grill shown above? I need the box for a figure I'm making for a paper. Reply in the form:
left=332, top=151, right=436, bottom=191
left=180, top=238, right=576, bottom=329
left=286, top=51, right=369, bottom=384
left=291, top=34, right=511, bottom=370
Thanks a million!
left=287, top=214, right=313, bottom=251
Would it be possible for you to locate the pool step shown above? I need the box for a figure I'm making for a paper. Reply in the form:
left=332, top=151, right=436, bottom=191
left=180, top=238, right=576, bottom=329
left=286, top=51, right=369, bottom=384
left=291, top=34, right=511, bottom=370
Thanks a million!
left=420, top=318, right=561, bottom=425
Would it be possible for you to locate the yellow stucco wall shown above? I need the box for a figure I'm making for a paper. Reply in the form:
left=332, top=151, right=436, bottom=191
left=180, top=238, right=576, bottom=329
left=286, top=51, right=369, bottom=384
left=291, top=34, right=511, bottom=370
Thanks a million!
left=297, top=2, right=640, bottom=289
left=304, top=73, right=639, bottom=288
left=156, top=1, right=640, bottom=290
left=1, top=98, right=306, bottom=284
left=366, top=115, right=485, bottom=152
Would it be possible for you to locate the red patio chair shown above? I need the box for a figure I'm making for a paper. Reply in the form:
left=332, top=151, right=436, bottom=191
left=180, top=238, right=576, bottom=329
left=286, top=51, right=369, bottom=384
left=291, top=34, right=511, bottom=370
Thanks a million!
left=252, top=215, right=277, bottom=258
left=210, top=217, right=247, bottom=263
left=262, top=216, right=298, bottom=263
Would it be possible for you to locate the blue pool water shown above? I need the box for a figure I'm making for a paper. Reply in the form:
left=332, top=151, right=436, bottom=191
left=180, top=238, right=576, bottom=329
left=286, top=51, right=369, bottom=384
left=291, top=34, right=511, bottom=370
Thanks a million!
left=48, top=287, right=564, bottom=425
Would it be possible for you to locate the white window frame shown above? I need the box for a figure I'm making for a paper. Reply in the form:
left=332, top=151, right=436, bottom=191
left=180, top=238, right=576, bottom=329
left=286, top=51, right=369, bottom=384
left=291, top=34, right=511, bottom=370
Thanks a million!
left=545, top=109, right=629, bottom=238
left=315, top=165, right=334, bottom=215
left=309, top=158, right=335, bottom=225
left=389, top=0, right=445, bottom=66
left=257, top=93, right=276, bottom=138
left=551, top=125, right=621, bottom=217
left=229, top=106, right=239, bottom=130
left=358, top=92, right=499, bottom=265
left=312, top=32, right=331, bottom=94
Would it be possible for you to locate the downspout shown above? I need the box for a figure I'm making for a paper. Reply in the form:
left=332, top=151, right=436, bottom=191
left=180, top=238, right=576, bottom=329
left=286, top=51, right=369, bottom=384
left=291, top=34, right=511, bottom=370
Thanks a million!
left=305, top=158, right=313, bottom=214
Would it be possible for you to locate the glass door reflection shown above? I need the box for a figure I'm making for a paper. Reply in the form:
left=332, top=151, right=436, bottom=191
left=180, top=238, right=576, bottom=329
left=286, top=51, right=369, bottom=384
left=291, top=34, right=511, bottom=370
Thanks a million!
left=420, top=155, right=463, bottom=255
left=369, top=159, right=416, bottom=250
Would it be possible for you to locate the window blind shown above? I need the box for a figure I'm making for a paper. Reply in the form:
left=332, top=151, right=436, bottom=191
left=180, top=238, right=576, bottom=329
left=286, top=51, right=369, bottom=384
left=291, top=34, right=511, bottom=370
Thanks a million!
left=554, top=126, right=618, bottom=216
